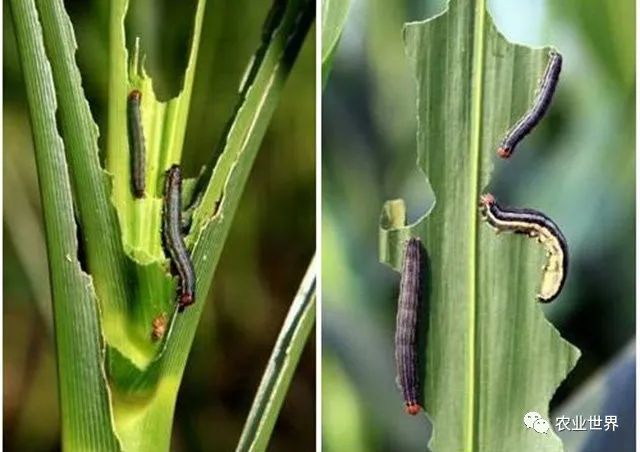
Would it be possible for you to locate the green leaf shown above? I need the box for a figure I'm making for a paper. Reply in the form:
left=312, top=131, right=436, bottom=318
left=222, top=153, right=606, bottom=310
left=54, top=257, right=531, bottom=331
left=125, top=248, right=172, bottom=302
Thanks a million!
left=9, top=0, right=119, bottom=449
left=236, top=255, right=317, bottom=452
left=321, top=0, right=351, bottom=85
left=106, top=1, right=315, bottom=450
left=379, top=1, right=580, bottom=451
left=35, top=0, right=130, bottom=319
left=161, top=0, right=315, bottom=363
left=12, top=0, right=314, bottom=449
left=75, top=0, right=209, bottom=378
left=189, top=0, right=314, bottom=232
left=106, top=0, right=206, bottom=264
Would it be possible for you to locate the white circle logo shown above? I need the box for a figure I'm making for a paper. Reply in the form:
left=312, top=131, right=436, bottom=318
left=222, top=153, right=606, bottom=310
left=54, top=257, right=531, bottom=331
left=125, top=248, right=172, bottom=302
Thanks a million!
left=533, top=418, right=550, bottom=434
left=523, top=411, right=542, bottom=429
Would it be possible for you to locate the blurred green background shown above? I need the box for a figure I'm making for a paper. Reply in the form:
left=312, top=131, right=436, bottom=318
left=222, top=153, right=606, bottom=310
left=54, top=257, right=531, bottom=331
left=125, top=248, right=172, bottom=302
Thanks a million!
left=322, top=0, right=634, bottom=450
left=4, top=1, right=315, bottom=450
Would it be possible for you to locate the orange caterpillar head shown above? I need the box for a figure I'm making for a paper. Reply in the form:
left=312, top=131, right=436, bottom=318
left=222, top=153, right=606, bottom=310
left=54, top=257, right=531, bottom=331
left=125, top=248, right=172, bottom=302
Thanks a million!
left=128, top=89, right=142, bottom=102
left=479, top=193, right=496, bottom=208
left=497, top=147, right=512, bottom=158
left=178, top=293, right=195, bottom=312
left=405, top=403, right=421, bottom=416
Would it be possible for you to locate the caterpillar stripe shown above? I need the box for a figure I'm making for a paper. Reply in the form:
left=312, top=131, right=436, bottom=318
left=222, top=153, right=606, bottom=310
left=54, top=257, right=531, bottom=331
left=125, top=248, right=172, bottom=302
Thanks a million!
left=163, top=165, right=196, bottom=311
left=395, top=237, right=422, bottom=415
left=127, top=89, right=146, bottom=197
left=498, top=51, right=562, bottom=158
left=479, top=193, right=568, bottom=302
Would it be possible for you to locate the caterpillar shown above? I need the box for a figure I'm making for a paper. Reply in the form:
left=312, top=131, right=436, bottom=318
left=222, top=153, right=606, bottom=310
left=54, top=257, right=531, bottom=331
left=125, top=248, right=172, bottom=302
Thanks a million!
left=127, top=89, right=146, bottom=197
left=395, top=237, right=422, bottom=415
left=163, top=165, right=196, bottom=312
left=479, top=193, right=568, bottom=302
left=498, top=50, right=562, bottom=159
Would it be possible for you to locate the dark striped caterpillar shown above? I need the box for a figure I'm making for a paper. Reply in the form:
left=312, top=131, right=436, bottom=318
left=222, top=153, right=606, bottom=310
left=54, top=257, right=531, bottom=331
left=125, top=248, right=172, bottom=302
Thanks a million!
left=498, top=51, right=562, bottom=158
left=479, top=193, right=568, bottom=302
left=163, top=165, right=196, bottom=312
left=127, top=89, right=146, bottom=197
left=395, top=237, right=422, bottom=415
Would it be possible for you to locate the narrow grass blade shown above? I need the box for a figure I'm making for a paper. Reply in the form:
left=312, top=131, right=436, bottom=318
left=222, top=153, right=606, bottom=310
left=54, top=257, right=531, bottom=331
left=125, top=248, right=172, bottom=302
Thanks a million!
left=35, top=0, right=130, bottom=318
left=158, top=0, right=315, bottom=386
left=321, top=0, right=351, bottom=85
left=9, top=0, right=120, bottom=449
left=236, top=254, right=317, bottom=452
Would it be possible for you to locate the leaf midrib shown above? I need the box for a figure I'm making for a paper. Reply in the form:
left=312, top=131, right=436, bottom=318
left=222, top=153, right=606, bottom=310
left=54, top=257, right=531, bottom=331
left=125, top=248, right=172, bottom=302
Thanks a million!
left=467, top=0, right=486, bottom=451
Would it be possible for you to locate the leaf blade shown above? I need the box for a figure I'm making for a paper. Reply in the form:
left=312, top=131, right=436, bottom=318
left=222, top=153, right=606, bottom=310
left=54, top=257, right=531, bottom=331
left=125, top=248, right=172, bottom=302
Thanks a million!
left=380, top=1, right=580, bottom=450
left=321, top=0, right=351, bottom=85
left=236, top=255, right=317, bottom=452
left=35, top=0, right=130, bottom=319
left=9, top=0, right=120, bottom=448
left=158, top=0, right=315, bottom=375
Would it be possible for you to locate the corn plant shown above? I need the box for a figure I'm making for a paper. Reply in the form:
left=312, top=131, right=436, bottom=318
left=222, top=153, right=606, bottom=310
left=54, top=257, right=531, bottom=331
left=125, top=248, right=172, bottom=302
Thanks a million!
left=9, top=0, right=315, bottom=450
